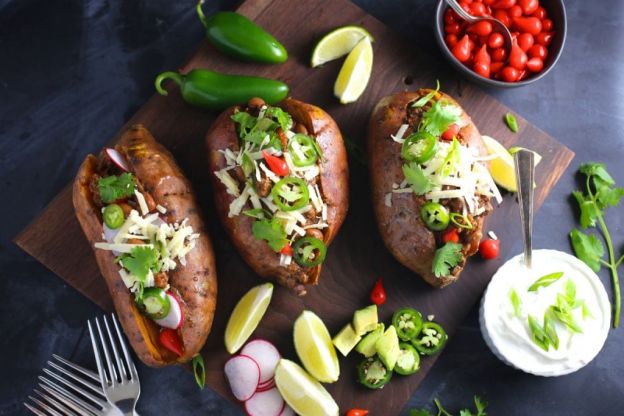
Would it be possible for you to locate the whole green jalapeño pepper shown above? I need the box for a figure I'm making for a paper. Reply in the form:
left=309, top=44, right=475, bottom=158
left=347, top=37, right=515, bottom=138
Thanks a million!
left=196, top=1, right=288, bottom=64
left=155, top=69, right=289, bottom=111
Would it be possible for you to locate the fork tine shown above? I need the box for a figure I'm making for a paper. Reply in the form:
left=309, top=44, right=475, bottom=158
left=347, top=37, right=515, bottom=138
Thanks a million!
left=111, top=314, right=138, bottom=381
left=26, top=395, right=65, bottom=416
left=42, top=368, right=105, bottom=405
left=103, top=315, right=128, bottom=380
left=88, top=319, right=109, bottom=386
left=95, top=317, right=118, bottom=383
left=33, top=389, right=75, bottom=416
left=39, top=376, right=101, bottom=415
left=38, top=383, right=93, bottom=416
left=23, top=402, right=48, bottom=416
left=52, top=355, right=99, bottom=382
left=47, top=361, right=103, bottom=396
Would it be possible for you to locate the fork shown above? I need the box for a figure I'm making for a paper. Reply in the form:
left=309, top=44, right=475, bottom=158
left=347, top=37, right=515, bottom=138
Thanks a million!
left=88, top=315, right=141, bottom=416
left=24, top=354, right=122, bottom=415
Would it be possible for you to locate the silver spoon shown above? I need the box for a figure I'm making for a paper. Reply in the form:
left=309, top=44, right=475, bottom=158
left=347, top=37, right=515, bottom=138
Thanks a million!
left=445, top=0, right=514, bottom=57
left=514, top=150, right=535, bottom=268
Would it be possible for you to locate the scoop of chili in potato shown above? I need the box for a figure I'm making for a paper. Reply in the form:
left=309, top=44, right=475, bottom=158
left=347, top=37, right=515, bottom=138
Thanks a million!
left=206, top=98, right=348, bottom=296
left=73, top=125, right=217, bottom=366
left=368, top=90, right=493, bottom=287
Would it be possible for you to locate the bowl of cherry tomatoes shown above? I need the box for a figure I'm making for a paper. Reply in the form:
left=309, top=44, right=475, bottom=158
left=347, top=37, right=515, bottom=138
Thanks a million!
left=434, top=0, right=566, bottom=87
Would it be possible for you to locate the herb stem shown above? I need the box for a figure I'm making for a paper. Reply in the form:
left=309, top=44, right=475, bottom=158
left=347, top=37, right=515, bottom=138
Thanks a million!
left=433, top=399, right=453, bottom=416
left=616, top=255, right=624, bottom=269
left=597, top=210, right=620, bottom=328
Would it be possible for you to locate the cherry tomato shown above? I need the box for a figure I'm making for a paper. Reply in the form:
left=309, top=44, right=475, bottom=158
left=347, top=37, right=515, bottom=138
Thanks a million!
left=459, top=1, right=472, bottom=12
left=526, top=56, right=544, bottom=72
left=262, top=150, right=289, bottom=176
left=531, top=6, right=546, bottom=19
left=469, top=2, right=487, bottom=16
left=370, top=278, right=386, bottom=306
left=483, top=0, right=496, bottom=5
left=488, top=32, right=504, bottom=48
left=517, top=32, right=534, bottom=52
left=467, top=20, right=493, bottom=36
left=346, top=410, right=369, bottom=416
left=159, top=328, right=184, bottom=356
left=493, top=9, right=512, bottom=27
left=500, top=66, right=520, bottom=82
left=445, top=22, right=461, bottom=35
left=528, top=44, right=548, bottom=59
left=518, top=69, right=529, bottom=80
left=491, top=47, right=507, bottom=62
left=474, top=44, right=491, bottom=64
left=445, top=34, right=459, bottom=48
left=509, top=5, right=522, bottom=17
left=492, top=0, right=516, bottom=9
left=535, top=32, right=553, bottom=46
left=452, top=34, right=472, bottom=62
left=474, top=61, right=491, bottom=78
left=541, top=18, right=553, bottom=31
left=441, top=123, right=460, bottom=141
left=442, top=228, right=460, bottom=244
left=513, top=16, right=542, bottom=35
left=280, top=244, right=293, bottom=256
left=509, top=40, right=528, bottom=69
left=444, top=9, right=457, bottom=25
left=490, top=61, right=504, bottom=73
left=479, top=239, right=500, bottom=259
left=518, top=0, right=539, bottom=15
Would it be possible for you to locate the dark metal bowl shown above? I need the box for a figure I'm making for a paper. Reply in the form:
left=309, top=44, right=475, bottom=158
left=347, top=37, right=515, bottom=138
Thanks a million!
left=434, top=0, right=567, bottom=88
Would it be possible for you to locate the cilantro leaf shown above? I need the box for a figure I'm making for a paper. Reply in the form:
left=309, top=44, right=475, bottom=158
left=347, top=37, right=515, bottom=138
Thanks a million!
left=409, top=410, right=434, bottom=416
left=252, top=218, right=287, bottom=252
left=459, top=410, right=473, bottom=416
left=473, top=396, right=488, bottom=416
left=432, top=242, right=463, bottom=277
left=594, top=177, right=624, bottom=209
left=98, top=173, right=136, bottom=203
left=569, top=228, right=604, bottom=272
left=231, top=111, right=257, bottom=137
left=528, top=271, right=564, bottom=291
left=264, top=106, right=293, bottom=131
left=118, top=246, right=159, bottom=283
left=572, top=191, right=599, bottom=228
left=403, top=162, right=434, bottom=195
left=579, top=162, right=615, bottom=185
left=421, top=100, right=462, bottom=136
left=412, top=80, right=441, bottom=108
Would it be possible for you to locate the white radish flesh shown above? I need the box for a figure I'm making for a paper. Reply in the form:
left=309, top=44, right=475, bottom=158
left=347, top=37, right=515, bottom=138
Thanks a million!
left=241, top=339, right=281, bottom=384
left=105, top=148, right=130, bottom=171
left=244, top=388, right=284, bottom=416
left=155, top=293, right=184, bottom=329
left=224, top=355, right=260, bottom=402
left=102, top=224, right=121, bottom=256
left=279, top=404, right=294, bottom=416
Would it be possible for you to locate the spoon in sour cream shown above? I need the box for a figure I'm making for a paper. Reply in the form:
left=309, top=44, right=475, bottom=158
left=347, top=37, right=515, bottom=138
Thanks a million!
left=514, top=150, right=535, bottom=268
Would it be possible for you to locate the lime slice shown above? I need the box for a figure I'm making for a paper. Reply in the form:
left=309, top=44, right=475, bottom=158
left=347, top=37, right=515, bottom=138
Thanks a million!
left=481, top=135, right=518, bottom=192
left=311, top=25, right=373, bottom=67
left=275, top=359, right=339, bottom=416
left=293, top=310, right=340, bottom=383
left=333, top=36, right=373, bottom=104
left=224, top=283, right=273, bottom=354
left=508, top=146, right=543, bottom=165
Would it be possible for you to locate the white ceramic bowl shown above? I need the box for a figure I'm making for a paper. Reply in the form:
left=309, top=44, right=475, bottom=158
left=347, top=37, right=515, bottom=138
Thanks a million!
left=480, top=249, right=611, bottom=377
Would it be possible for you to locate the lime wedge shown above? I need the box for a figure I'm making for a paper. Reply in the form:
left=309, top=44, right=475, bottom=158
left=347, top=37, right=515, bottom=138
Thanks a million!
left=293, top=310, right=340, bottom=383
left=224, top=283, right=273, bottom=354
left=481, top=135, right=518, bottom=192
left=275, top=359, right=339, bottom=416
left=333, top=36, right=373, bottom=104
left=311, top=25, right=373, bottom=67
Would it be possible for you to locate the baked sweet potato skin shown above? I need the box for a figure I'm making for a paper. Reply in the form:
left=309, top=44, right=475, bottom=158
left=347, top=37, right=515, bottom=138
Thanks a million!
left=206, top=98, right=348, bottom=294
left=368, top=90, right=489, bottom=288
left=73, top=124, right=217, bottom=366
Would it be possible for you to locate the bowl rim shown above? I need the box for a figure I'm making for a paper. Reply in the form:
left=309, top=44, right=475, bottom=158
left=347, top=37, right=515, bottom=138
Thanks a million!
left=434, top=0, right=567, bottom=87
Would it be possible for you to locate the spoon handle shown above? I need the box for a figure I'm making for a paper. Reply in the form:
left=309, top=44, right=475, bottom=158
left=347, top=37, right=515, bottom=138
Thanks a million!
left=514, top=150, right=535, bottom=268
left=445, top=0, right=477, bottom=23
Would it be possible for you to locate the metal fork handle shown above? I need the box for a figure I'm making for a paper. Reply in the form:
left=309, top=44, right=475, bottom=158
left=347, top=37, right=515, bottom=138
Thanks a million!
left=445, top=0, right=478, bottom=23
left=514, top=150, right=535, bottom=268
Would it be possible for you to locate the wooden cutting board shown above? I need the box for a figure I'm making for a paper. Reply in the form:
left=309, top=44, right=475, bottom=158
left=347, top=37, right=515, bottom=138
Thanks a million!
left=15, top=0, right=574, bottom=413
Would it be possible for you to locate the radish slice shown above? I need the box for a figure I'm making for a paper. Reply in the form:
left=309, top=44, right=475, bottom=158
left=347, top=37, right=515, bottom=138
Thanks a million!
left=102, top=224, right=121, bottom=256
left=241, top=339, right=281, bottom=384
left=105, top=148, right=130, bottom=172
left=279, top=404, right=294, bottom=416
left=256, top=379, right=275, bottom=392
left=155, top=293, right=184, bottom=329
left=224, top=355, right=260, bottom=402
left=244, top=387, right=284, bottom=416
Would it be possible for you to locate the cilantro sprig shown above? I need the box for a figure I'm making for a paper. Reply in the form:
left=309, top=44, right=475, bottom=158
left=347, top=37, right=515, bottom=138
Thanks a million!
left=98, top=173, right=136, bottom=203
left=410, top=395, right=488, bottom=416
left=420, top=99, right=462, bottom=137
left=403, top=162, right=435, bottom=195
left=251, top=218, right=288, bottom=252
left=117, top=246, right=160, bottom=300
left=569, top=162, right=624, bottom=327
left=432, top=242, right=463, bottom=278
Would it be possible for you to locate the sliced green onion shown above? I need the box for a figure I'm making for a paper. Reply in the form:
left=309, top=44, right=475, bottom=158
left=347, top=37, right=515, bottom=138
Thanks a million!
left=450, top=213, right=473, bottom=230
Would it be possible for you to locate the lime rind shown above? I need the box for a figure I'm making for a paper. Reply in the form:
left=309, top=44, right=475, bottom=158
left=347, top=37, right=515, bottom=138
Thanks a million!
left=311, top=25, right=373, bottom=67
left=224, top=283, right=273, bottom=354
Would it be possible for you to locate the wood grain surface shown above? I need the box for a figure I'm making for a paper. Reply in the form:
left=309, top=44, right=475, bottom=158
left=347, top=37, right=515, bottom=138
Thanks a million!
left=15, top=0, right=574, bottom=413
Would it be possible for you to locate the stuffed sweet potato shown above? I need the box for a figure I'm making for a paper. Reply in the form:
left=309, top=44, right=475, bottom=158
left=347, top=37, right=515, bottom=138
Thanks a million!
left=73, top=124, right=217, bottom=366
left=206, top=97, right=348, bottom=296
left=368, top=89, right=500, bottom=287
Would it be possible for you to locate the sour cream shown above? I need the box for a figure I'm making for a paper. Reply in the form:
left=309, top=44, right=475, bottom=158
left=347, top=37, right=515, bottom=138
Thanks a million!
left=480, top=249, right=611, bottom=376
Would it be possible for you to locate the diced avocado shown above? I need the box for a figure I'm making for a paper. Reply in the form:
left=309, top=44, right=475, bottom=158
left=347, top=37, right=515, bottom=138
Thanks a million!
left=353, top=304, right=378, bottom=336
left=355, top=323, right=385, bottom=357
left=332, top=324, right=361, bottom=357
left=375, top=325, right=400, bottom=371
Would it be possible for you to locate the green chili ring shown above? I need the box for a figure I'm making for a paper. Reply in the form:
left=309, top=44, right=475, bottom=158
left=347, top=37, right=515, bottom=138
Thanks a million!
left=271, top=177, right=310, bottom=211
left=292, top=236, right=327, bottom=268
left=420, top=202, right=450, bottom=231
left=392, top=308, right=424, bottom=341
left=137, top=287, right=171, bottom=320
left=103, top=204, right=125, bottom=229
left=288, top=134, right=319, bottom=167
left=450, top=212, right=474, bottom=230
left=401, top=131, right=438, bottom=164
left=412, top=321, right=448, bottom=356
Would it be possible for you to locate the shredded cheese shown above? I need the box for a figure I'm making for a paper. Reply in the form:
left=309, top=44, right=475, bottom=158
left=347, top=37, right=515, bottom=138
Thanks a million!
left=134, top=190, right=149, bottom=216
left=391, top=124, right=409, bottom=144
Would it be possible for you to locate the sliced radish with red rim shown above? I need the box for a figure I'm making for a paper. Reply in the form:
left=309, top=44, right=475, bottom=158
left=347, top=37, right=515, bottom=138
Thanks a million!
left=255, top=379, right=275, bottom=393
left=279, top=404, right=294, bottom=416
left=105, top=148, right=130, bottom=172
left=224, top=355, right=260, bottom=402
left=244, top=387, right=284, bottom=416
left=240, top=339, right=281, bottom=384
left=155, top=292, right=184, bottom=329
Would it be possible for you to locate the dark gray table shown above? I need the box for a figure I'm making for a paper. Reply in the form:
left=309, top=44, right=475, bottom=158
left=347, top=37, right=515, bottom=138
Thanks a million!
left=1, top=0, right=622, bottom=414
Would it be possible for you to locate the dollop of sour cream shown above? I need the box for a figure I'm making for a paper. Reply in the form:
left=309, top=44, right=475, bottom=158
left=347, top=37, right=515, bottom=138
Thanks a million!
left=481, top=249, right=610, bottom=376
